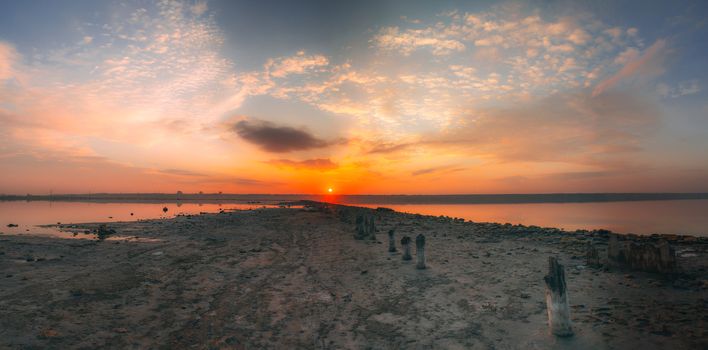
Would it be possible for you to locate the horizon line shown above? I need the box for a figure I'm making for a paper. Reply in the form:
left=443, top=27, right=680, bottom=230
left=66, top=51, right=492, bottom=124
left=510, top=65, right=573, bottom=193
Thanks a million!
left=2, top=191, right=708, bottom=197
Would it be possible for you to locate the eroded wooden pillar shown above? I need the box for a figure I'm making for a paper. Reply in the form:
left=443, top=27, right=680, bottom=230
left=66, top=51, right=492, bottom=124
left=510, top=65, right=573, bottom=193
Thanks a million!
left=401, top=236, right=412, bottom=260
left=543, top=257, right=573, bottom=337
left=388, top=229, right=397, bottom=252
left=415, top=234, right=426, bottom=269
left=586, top=241, right=600, bottom=268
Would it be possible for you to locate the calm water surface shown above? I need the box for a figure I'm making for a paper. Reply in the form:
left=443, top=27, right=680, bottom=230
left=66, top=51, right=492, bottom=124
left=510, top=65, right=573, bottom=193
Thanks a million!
left=1, top=199, right=707, bottom=238
left=0, top=201, right=270, bottom=239
left=359, top=199, right=708, bottom=237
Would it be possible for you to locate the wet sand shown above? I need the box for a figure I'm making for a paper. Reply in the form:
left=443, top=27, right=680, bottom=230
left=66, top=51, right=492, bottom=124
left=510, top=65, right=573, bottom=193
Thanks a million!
left=0, top=203, right=706, bottom=349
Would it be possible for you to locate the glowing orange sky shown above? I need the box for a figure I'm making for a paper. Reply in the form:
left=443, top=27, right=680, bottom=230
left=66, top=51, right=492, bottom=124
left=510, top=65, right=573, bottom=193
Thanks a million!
left=1, top=1, right=707, bottom=195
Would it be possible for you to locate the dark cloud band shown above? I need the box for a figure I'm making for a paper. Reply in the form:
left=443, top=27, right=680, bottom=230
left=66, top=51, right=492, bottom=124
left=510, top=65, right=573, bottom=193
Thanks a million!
left=233, top=119, right=333, bottom=153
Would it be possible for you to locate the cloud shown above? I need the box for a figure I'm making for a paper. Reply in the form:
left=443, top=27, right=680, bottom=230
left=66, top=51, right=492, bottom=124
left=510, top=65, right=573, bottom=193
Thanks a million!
left=233, top=118, right=339, bottom=152
left=372, top=26, right=466, bottom=56
left=158, top=168, right=207, bottom=177
left=657, top=80, right=701, bottom=98
left=191, top=1, right=208, bottom=16
left=267, top=158, right=339, bottom=170
left=0, top=41, right=17, bottom=80
left=267, top=51, right=329, bottom=78
left=593, top=39, right=668, bottom=96
left=431, top=90, right=661, bottom=166
left=614, top=47, right=640, bottom=65
left=367, top=141, right=414, bottom=154
left=412, top=165, right=465, bottom=176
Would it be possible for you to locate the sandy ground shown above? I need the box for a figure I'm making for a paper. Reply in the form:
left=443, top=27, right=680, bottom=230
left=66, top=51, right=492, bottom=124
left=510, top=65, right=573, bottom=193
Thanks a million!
left=0, top=204, right=706, bottom=349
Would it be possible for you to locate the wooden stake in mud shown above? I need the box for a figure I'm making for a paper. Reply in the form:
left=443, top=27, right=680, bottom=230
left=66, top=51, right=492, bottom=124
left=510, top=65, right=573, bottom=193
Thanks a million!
left=415, top=234, right=426, bottom=269
left=401, top=236, right=412, bottom=260
left=355, top=212, right=376, bottom=240
left=388, top=229, right=397, bottom=252
left=586, top=241, right=600, bottom=268
left=543, top=257, right=573, bottom=337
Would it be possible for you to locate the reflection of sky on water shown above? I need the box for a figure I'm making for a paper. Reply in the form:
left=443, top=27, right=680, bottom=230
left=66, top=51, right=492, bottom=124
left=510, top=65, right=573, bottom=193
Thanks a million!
left=0, top=201, right=271, bottom=239
left=358, top=199, right=708, bottom=237
left=1, top=199, right=706, bottom=239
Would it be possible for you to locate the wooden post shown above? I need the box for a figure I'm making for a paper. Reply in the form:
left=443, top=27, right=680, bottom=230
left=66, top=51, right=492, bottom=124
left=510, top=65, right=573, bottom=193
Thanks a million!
left=355, top=214, right=365, bottom=239
left=355, top=212, right=376, bottom=240
left=401, top=236, right=412, bottom=260
left=415, top=234, right=426, bottom=269
left=586, top=241, right=600, bottom=268
left=543, top=257, right=573, bottom=337
left=367, top=214, right=376, bottom=240
left=607, top=233, right=625, bottom=264
left=388, top=229, right=397, bottom=252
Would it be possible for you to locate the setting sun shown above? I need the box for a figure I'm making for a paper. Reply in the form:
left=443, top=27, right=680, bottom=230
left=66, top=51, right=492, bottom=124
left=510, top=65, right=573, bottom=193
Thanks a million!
left=327, top=187, right=333, bottom=193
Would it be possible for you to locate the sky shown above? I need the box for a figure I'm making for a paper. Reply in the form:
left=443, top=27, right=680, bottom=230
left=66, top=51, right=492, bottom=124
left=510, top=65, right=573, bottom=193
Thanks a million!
left=1, top=0, right=707, bottom=195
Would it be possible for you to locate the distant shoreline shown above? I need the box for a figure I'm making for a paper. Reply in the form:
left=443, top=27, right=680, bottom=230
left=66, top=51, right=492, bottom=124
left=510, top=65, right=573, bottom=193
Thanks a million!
left=1, top=192, right=707, bottom=204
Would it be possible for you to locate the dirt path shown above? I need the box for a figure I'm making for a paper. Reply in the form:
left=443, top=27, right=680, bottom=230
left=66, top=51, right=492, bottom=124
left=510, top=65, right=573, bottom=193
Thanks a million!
left=1, top=206, right=706, bottom=349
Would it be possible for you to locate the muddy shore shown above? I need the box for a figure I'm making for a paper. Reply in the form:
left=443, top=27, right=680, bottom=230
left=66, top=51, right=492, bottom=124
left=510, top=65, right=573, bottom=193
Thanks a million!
left=1, top=203, right=706, bottom=349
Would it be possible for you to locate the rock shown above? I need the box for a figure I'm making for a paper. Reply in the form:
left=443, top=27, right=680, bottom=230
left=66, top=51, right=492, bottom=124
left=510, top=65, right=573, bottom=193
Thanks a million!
left=39, top=329, right=60, bottom=338
left=375, top=207, right=394, bottom=212
left=6, top=224, right=18, bottom=228
left=95, top=224, right=117, bottom=240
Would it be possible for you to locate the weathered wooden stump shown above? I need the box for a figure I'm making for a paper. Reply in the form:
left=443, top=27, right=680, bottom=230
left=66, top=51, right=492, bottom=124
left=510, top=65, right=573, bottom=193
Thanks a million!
left=401, top=236, right=412, bottom=260
left=354, top=212, right=376, bottom=240
left=388, top=229, right=397, bottom=252
left=607, top=233, right=624, bottom=262
left=543, top=257, right=573, bottom=337
left=607, top=234, right=676, bottom=273
left=586, top=241, right=601, bottom=267
left=415, top=234, right=426, bottom=269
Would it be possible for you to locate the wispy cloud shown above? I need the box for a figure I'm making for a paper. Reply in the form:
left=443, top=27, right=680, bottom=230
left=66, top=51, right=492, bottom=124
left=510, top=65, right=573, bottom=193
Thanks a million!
left=267, top=158, right=339, bottom=170
left=412, top=165, right=466, bottom=176
left=593, top=39, right=668, bottom=96
left=656, top=79, right=701, bottom=98
left=0, top=41, right=17, bottom=80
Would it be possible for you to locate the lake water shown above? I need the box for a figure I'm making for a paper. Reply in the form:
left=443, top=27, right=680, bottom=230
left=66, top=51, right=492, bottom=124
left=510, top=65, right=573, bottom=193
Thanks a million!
left=358, top=199, right=708, bottom=236
left=1, top=199, right=707, bottom=238
left=0, top=201, right=271, bottom=239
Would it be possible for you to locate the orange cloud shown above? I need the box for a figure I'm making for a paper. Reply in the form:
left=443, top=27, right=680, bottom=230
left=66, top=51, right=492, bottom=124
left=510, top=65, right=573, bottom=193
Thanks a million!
left=267, top=158, right=339, bottom=170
